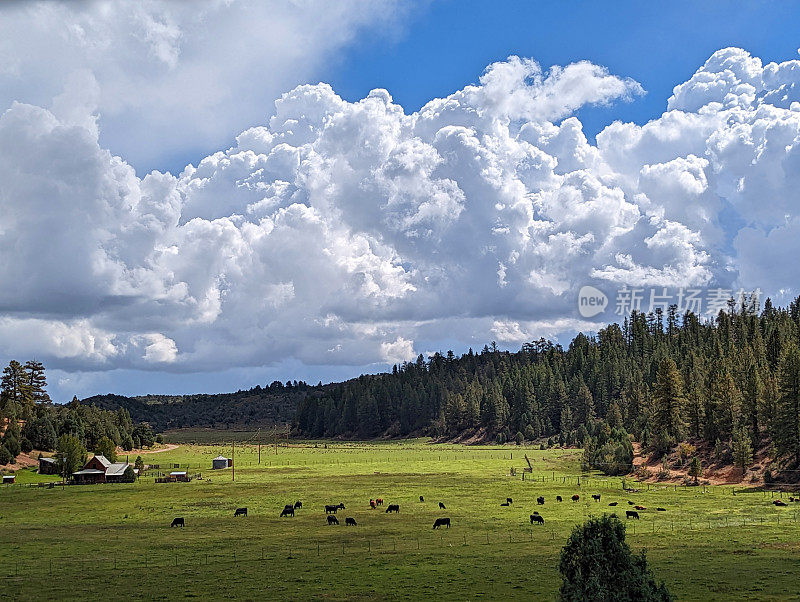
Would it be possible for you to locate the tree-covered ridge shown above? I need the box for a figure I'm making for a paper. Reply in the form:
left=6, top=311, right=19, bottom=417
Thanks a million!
left=295, top=296, right=800, bottom=474
left=82, top=380, right=314, bottom=432
left=0, top=360, right=155, bottom=466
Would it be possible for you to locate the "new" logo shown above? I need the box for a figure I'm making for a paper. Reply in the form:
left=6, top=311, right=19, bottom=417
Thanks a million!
left=577, top=286, right=608, bottom=318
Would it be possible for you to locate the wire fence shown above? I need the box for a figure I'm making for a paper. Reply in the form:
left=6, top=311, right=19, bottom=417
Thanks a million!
left=1, top=512, right=799, bottom=581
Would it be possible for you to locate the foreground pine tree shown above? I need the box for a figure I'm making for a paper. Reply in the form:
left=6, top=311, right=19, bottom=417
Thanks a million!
left=559, top=515, right=672, bottom=602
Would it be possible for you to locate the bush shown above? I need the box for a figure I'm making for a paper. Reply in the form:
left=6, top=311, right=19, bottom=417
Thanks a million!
left=764, top=468, right=774, bottom=483
left=20, top=437, right=33, bottom=454
left=559, top=515, right=673, bottom=601
left=0, top=446, right=12, bottom=465
left=515, top=431, right=524, bottom=445
left=155, top=434, right=164, bottom=444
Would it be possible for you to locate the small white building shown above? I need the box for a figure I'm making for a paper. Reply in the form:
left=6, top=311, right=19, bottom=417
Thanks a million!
left=212, top=456, right=229, bottom=470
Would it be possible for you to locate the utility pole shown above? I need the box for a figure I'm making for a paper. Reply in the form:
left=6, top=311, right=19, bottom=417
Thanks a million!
left=232, top=440, right=235, bottom=482
left=258, top=429, right=261, bottom=465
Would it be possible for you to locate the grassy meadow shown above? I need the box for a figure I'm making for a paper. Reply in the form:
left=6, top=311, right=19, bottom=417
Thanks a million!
left=2, top=440, right=800, bottom=600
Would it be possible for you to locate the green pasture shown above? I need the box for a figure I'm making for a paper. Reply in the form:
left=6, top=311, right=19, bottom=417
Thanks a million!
left=1, top=441, right=799, bottom=600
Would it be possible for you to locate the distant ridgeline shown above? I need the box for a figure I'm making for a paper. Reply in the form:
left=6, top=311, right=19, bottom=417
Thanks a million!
left=82, top=381, right=315, bottom=432
left=295, top=297, right=800, bottom=478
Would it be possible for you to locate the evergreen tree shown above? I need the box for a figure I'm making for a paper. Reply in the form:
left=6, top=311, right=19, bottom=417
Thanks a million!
left=731, top=425, right=753, bottom=471
left=652, top=358, right=685, bottom=440
left=95, top=436, right=117, bottom=462
left=23, top=360, right=50, bottom=404
left=776, top=344, right=800, bottom=465
left=559, top=515, right=672, bottom=601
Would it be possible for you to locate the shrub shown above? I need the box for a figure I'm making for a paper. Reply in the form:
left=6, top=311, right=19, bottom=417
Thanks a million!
left=155, top=434, right=164, bottom=444
left=0, top=446, right=12, bottom=465
left=20, top=437, right=33, bottom=454
left=764, top=468, right=773, bottom=483
left=559, top=515, right=673, bottom=601
left=515, top=431, right=524, bottom=445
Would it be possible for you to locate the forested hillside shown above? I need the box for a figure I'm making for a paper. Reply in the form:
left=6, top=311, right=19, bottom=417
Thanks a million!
left=296, top=295, right=800, bottom=478
left=0, top=360, right=155, bottom=468
left=83, top=380, right=314, bottom=432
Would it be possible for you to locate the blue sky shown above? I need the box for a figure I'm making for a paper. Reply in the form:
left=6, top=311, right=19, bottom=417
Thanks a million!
left=2, top=1, right=800, bottom=401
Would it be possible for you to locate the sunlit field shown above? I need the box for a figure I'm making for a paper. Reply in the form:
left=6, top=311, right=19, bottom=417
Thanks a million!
left=2, top=440, right=800, bottom=600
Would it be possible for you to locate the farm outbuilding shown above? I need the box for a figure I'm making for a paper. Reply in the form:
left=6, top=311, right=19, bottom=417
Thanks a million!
left=2, top=475, right=15, bottom=484
left=38, top=457, right=57, bottom=475
left=212, top=456, right=229, bottom=469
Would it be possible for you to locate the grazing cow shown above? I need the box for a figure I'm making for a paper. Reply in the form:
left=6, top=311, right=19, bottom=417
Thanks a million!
left=530, top=514, right=544, bottom=525
left=634, top=505, right=647, bottom=511
left=325, top=505, right=339, bottom=514
left=433, top=517, right=451, bottom=529
left=280, top=505, right=294, bottom=517
left=592, top=494, right=601, bottom=502
left=657, top=507, right=666, bottom=512
left=500, top=502, right=510, bottom=507
left=327, top=515, right=339, bottom=525
left=376, top=498, right=384, bottom=506
left=234, top=507, right=247, bottom=517
left=370, top=500, right=377, bottom=509
left=345, top=517, right=357, bottom=526
left=170, top=517, right=184, bottom=528
left=537, top=496, right=545, bottom=505
left=294, top=501, right=302, bottom=509
left=439, top=502, right=446, bottom=510
left=774, top=500, right=788, bottom=507
left=627, top=501, right=634, bottom=505
left=556, top=495, right=563, bottom=502
left=506, top=498, right=513, bottom=504
left=386, top=504, right=400, bottom=513
left=626, top=510, right=640, bottom=520
left=419, top=496, right=424, bottom=502
left=337, top=503, right=345, bottom=510
left=571, top=495, right=580, bottom=502
left=608, top=502, right=618, bottom=506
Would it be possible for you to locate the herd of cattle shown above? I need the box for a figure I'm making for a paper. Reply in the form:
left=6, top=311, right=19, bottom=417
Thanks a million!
left=168, top=491, right=800, bottom=529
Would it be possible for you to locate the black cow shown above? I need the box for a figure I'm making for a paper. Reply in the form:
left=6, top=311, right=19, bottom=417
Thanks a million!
left=657, top=507, right=667, bottom=512
left=280, top=505, right=294, bottom=517
left=345, top=517, right=357, bottom=526
left=327, top=515, right=339, bottom=525
left=170, top=517, right=184, bottom=527
left=537, top=496, right=545, bottom=505
left=234, top=507, right=247, bottom=517
left=774, top=500, right=788, bottom=507
left=325, top=504, right=344, bottom=514
left=500, top=502, right=510, bottom=507
left=419, top=496, right=424, bottom=502
left=433, top=517, right=451, bottom=529
left=294, top=501, right=302, bottom=509
left=530, top=514, right=544, bottom=525
left=556, top=496, right=563, bottom=502
left=627, top=501, right=634, bottom=505
left=386, top=504, right=400, bottom=513
left=592, top=494, right=601, bottom=502
left=506, top=498, right=513, bottom=504
left=608, top=502, right=618, bottom=506
left=571, top=495, right=579, bottom=502
left=626, top=510, right=640, bottom=520
left=439, top=502, right=446, bottom=509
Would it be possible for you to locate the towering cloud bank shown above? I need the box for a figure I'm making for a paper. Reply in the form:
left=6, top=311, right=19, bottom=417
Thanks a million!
left=1, top=48, right=799, bottom=373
